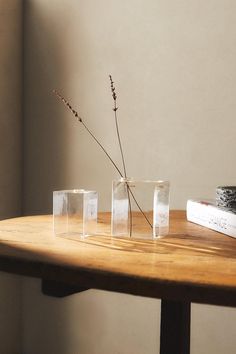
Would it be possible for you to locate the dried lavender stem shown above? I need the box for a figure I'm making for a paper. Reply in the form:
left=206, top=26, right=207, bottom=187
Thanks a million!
left=114, top=104, right=133, bottom=233
left=80, top=121, right=124, bottom=178
left=127, top=186, right=133, bottom=236
left=128, top=189, right=152, bottom=228
left=109, top=75, right=132, bottom=235
left=109, top=76, right=153, bottom=231
left=114, top=108, right=132, bottom=235
left=114, top=106, right=127, bottom=177
left=52, top=90, right=123, bottom=177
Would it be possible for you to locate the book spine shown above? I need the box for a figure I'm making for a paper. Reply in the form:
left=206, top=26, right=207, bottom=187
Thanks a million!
left=186, top=200, right=236, bottom=238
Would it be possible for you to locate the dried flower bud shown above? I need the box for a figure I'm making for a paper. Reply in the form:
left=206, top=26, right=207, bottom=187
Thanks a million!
left=109, top=75, right=117, bottom=100
left=52, top=89, right=83, bottom=122
left=109, top=74, right=119, bottom=111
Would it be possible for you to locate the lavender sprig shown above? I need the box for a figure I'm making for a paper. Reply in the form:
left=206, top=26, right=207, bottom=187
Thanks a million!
left=52, top=90, right=123, bottom=177
left=109, top=75, right=132, bottom=235
left=108, top=76, right=154, bottom=233
left=109, top=75, right=127, bottom=177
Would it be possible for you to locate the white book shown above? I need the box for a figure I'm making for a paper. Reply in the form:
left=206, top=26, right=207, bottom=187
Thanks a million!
left=186, top=199, right=236, bottom=238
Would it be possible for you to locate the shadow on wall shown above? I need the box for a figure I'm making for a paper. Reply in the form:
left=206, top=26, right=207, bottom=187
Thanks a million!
left=0, top=0, right=22, bottom=219
left=23, top=0, right=82, bottom=215
left=22, top=277, right=159, bottom=354
left=22, top=3, right=124, bottom=354
left=22, top=278, right=111, bottom=354
left=22, top=4, right=80, bottom=349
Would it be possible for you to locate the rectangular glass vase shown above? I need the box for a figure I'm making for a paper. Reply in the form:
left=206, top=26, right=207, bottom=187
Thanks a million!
left=112, top=178, right=170, bottom=239
left=53, top=189, right=98, bottom=238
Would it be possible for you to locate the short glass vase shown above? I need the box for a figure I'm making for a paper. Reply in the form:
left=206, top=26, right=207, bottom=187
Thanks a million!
left=112, top=178, right=170, bottom=239
left=53, top=189, right=98, bottom=238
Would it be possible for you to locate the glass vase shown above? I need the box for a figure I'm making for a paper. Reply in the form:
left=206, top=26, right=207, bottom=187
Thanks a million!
left=112, top=178, right=170, bottom=239
left=53, top=189, right=98, bottom=238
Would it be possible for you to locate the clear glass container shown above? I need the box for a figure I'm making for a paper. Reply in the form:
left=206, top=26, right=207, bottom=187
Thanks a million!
left=53, top=189, right=98, bottom=238
left=112, top=178, right=170, bottom=239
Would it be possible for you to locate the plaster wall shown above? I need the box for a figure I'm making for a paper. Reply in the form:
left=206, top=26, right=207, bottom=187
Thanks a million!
left=22, top=1, right=236, bottom=353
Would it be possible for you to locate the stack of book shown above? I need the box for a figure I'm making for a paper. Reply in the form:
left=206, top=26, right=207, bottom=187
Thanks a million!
left=186, top=199, right=236, bottom=238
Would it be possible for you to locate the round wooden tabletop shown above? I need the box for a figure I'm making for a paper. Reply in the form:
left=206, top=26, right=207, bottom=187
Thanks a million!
left=0, top=211, right=235, bottom=306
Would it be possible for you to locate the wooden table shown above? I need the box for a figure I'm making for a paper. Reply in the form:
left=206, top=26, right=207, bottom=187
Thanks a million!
left=0, top=210, right=236, bottom=354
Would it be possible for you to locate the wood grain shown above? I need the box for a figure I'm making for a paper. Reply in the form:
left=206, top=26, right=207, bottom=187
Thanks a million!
left=0, top=211, right=236, bottom=306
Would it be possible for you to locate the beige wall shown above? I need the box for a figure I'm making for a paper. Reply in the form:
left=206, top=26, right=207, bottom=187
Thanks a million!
left=22, top=1, right=236, bottom=354
left=0, top=1, right=22, bottom=353
left=23, top=0, right=236, bottom=214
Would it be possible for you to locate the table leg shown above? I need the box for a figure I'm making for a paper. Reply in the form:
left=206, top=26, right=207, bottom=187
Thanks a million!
left=160, top=300, right=191, bottom=354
